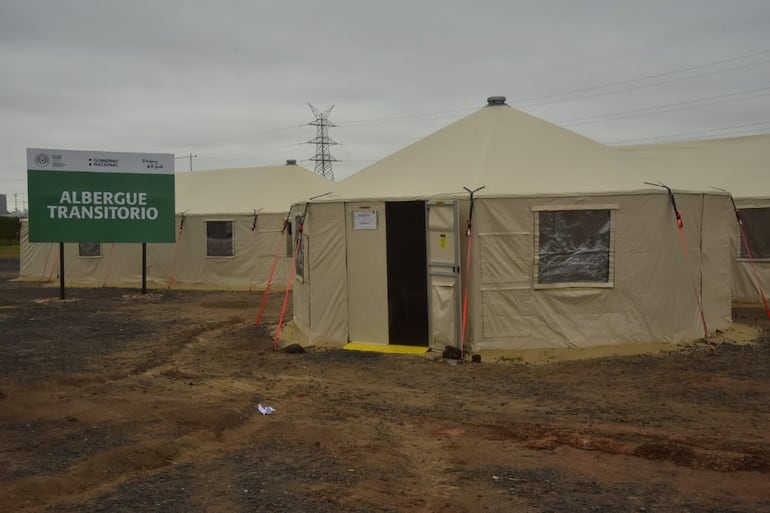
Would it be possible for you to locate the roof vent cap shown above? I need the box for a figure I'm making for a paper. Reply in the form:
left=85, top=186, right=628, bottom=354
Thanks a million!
left=285, top=159, right=297, bottom=165
left=487, top=96, right=507, bottom=106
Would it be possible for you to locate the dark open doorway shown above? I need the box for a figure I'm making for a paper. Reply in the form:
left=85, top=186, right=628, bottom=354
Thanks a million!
left=385, top=201, right=429, bottom=346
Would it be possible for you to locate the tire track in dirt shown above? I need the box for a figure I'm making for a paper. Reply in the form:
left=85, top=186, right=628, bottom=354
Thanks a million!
left=476, top=419, right=770, bottom=473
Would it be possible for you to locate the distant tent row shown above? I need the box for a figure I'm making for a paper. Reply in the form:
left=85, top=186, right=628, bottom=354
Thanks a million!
left=19, top=162, right=331, bottom=289
left=18, top=97, right=768, bottom=352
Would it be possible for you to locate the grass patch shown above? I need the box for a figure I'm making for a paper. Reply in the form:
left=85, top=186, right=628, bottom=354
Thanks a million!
left=0, top=244, right=20, bottom=258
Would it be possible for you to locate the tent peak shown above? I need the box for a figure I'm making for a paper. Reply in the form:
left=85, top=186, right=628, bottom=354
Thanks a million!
left=486, top=96, right=507, bottom=106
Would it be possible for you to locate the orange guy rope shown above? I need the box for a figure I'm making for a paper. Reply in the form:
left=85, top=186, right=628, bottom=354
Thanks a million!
left=273, top=223, right=300, bottom=350
left=736, top=220, right=770, bottom=318
left=713, top=189, right=770, bottom=319
left=272, top=193, right=331, bottom=349
left=256, top=218, right=289, bottom=327
left=646, top=182, right=712, bottom=350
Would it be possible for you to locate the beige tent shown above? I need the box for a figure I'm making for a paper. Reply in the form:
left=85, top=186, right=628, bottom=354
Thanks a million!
left=291, top=97, right=733, bottom=351
left=617, top=134, right=770, bottom=305
left=20, top=162, right=332, bottom=289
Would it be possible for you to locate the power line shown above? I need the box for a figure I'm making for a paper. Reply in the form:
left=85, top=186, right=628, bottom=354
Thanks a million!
left=558, top=86, right=770, bottom=126
left=160, top=109, right=467, bottom=154
left=156, top=51, right=769, bottom=154
left=164, top=142, right=307, bottom=170
left=517, top=58, right=770, bottom=109
left=338, top=106, right=477, bottom=127
left=140, top=48, right=770, bottom=169
left=511, top=48, right=770, bottom=107
left=607, top=120, right=770, bottom=145
left=175, top=153, right=197, bottom=172
left=157, top=124, right=307, bottom=154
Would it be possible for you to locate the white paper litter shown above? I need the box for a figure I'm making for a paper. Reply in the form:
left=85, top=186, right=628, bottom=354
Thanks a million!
left=258, top=404, right=275, bottom=415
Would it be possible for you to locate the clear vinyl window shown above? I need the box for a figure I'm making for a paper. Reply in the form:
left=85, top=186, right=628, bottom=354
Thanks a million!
left=206, top=220, right=234, bottom=257
left=78, top=243, right=102, bottom=258
left=295, top=234, right=308, bottom=283
left=535, top=209, right=613, bottom=287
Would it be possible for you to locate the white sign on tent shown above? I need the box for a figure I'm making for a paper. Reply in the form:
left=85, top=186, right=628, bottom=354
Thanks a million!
left=352, top=210, right=378, bottom=230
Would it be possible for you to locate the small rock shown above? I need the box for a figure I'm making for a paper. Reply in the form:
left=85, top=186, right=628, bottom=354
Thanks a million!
left=283, top=343, right=305, bottom=354
left=442, top=345, right=462, bottom=359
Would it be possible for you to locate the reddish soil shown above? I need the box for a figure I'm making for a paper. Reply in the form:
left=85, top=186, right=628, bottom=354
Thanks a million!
left=0, top=260, right=768, bottom=512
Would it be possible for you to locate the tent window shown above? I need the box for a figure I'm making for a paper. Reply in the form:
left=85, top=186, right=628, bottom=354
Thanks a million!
left=287, top=214, right=303, bottom=258
left=738, top=207, right=770, bottom=259
left=285, top=219, right=294, bottom=258
left=295, top=234, right=308, bottom=283
left=536, top=209, right=612, bottom=286
left=206, top=220, right=234, bottom=257
left=78, top=243, right=102, bottom=258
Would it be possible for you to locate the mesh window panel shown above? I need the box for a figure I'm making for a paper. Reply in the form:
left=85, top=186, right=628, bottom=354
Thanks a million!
left=78, top=243, right=102, bottom=257
left=738, top=208, right=770, bottom=259
left=206, top=221, right=233, bottom=257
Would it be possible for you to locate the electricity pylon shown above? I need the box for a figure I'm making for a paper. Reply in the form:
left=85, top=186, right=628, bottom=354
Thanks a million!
left=307, top=103, right=338, bottom=179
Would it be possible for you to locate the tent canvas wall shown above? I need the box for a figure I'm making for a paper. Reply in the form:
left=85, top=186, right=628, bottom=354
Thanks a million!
left=617, top=134, right=770, bottom=305
left=20, top=163, right=332, bottom=289
left=292, top=98, right=733, bottom=351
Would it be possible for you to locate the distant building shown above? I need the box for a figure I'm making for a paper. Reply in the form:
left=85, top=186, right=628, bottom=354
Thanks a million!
left=0, top=194, right=7, bottom=215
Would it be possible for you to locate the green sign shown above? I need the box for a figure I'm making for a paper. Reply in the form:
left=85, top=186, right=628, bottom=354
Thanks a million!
left=27, top=149, right=176, bottom=243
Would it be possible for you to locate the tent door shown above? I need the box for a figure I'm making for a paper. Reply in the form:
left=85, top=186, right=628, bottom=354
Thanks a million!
left=426, top=200, right=461, bottom=350
left=385, top=201, right=429, bottom=346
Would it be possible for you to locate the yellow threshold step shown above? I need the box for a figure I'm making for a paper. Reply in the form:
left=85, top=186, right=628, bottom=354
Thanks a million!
left=343, top=342, right=429, bottom=354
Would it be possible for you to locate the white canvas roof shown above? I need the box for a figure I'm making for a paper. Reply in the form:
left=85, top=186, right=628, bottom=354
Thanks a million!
left=174, top=163, right=333, bottom=214
left=325, top=100, right=651, bottom=201
left=617, top=134, right=770, bottom=199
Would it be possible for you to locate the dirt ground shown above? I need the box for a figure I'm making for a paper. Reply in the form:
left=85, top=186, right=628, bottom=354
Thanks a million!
left=1, top=258, right=769, bottom=513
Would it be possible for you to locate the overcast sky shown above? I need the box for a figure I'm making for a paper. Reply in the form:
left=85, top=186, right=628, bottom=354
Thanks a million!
left=2, top=0, right=769, bottom=210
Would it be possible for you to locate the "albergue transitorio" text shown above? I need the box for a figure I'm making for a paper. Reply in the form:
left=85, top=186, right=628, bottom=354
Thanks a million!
left=46, top=191, right=159, bottom=220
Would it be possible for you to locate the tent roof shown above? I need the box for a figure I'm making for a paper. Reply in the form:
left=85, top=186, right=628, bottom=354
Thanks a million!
left=617, top=134, right=770, bottom=199
left=175, top=164, right=333, bottom=214
left=323, top=101, right=653, bottom=201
